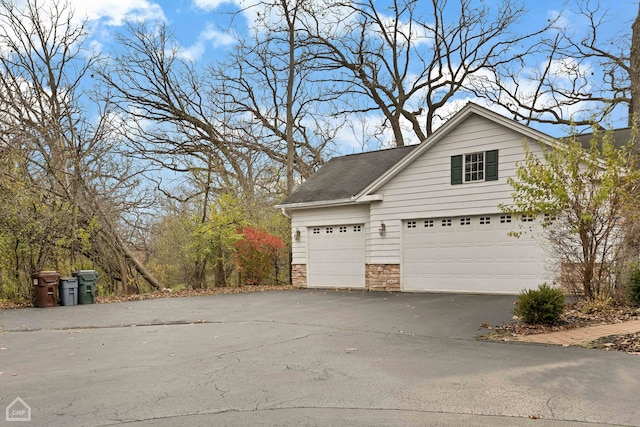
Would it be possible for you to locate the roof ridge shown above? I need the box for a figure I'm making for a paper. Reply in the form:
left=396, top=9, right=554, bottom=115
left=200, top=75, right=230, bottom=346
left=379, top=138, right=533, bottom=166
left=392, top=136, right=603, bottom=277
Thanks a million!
left=333, top=144, right=416, bottom=159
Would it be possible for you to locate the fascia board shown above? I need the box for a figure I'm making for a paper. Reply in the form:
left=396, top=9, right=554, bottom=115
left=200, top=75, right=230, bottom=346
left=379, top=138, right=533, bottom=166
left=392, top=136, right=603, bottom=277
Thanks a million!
left=274, top=198, right=357, bottom=211
left=275, top=193, right=383, bottom=211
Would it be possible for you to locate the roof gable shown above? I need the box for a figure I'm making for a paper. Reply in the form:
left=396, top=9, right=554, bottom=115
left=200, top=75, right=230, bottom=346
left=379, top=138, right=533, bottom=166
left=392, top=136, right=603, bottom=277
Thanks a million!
left=277, top=102, right=557, bottom=209
left=355, top=102, right=556, bottom=198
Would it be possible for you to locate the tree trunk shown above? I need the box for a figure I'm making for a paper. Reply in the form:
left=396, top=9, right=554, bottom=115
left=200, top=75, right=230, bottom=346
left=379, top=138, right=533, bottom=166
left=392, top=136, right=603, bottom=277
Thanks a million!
left=109, top=224, right=161, bottom=290
left=118, top=255, right=128, bottom=294
left=285, top=1, right=296, bottom=194
left=580, top=227, right=594, bottom=299
left=78, top=181, right=162, bottom=290
left=630, top=4, right=640, bottom=126
left=214, top=257, right=226, bottom=287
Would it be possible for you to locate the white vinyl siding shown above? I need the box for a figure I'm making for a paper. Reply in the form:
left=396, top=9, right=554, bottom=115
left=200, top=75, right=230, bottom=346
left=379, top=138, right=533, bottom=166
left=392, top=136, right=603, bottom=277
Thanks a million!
left=369, top=114, right=545, bottom=265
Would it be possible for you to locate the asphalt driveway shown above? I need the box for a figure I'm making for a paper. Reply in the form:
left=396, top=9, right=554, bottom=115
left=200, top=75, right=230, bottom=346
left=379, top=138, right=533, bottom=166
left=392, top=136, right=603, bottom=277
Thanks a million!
left=1, top=289, right=638, bottom=426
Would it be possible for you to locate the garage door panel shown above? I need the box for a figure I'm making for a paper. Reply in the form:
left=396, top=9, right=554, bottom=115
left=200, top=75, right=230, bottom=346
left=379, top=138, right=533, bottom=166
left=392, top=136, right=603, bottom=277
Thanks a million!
left=308, top=224, right=365, bottom=288
left=403, top=215, right=547, bottom=294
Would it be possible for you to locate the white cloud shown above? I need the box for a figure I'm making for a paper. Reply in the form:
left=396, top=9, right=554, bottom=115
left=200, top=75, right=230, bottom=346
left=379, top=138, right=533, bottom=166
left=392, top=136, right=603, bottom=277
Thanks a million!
left=191, top=0, right=353, bottom=39
left=191, top=0, right=285, bottom=29
left=178, top=23, right=235, bottom=61
left=547, top=9, right=569, bottom=31
left=68, top=0, right=166, bottom=26
left=375, top=13, right=434, bottom=48
left=193, top=0, right=238, bottom=11
left=334, top=113, right=384, bottom=152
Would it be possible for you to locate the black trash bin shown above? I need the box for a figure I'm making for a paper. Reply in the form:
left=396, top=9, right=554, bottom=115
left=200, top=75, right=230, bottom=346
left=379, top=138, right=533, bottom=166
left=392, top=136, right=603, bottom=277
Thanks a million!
left=32, top=271, right=60, bottom=308
left=59, top=277, right=78, bottom=306
left=72, top=270, right=98, bottom=304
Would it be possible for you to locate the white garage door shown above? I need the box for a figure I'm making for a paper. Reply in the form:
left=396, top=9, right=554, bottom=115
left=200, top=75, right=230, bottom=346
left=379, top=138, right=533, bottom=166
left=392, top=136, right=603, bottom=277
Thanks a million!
left=403, top=215, right=548, bottom=294
left=308, top=224, right=365, bottom=288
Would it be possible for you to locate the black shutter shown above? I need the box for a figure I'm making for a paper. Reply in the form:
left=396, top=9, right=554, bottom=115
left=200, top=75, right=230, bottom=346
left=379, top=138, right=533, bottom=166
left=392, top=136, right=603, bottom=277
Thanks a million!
left=485, top=150, right=498, bottom=181
left=451, top=155, right=463, bottom=185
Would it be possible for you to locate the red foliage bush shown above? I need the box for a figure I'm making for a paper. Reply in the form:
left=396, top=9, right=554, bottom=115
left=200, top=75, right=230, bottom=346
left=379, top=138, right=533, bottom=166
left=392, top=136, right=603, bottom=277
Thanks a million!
left=234, top=226, right=285, bottom=285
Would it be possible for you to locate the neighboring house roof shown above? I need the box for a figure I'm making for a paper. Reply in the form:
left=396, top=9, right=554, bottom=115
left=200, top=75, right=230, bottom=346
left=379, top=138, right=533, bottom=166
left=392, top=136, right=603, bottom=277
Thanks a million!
left=278, top=145, right=416, bottom=207
left=574, top=128, right=633, bottom=150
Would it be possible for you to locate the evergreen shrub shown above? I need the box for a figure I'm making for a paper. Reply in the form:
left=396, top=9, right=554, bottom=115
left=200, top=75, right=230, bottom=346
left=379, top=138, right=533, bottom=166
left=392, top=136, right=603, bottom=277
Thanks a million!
left=514, top=283, right=565, bottom=325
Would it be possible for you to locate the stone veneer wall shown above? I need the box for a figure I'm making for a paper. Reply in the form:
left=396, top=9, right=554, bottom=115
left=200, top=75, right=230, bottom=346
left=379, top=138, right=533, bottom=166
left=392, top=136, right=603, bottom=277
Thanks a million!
left=366, top=264, right=400, bottom=291
left=291, top=264, right=307, bottom=288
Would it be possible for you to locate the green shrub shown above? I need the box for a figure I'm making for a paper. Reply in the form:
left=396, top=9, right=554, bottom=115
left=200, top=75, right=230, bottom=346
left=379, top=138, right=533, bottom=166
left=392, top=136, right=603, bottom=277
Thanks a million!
left=0, top=279, right=30, bottom=304
left=514, top=284, right=565, bottom=325
left=627, top=267, right=640, bottom=306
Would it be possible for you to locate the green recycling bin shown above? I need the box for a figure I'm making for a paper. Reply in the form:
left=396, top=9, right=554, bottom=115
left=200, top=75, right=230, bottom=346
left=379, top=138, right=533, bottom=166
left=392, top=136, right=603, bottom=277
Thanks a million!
left=32, top=271, right=60, bottom=308
left=72, top=270, right=98, bottom=304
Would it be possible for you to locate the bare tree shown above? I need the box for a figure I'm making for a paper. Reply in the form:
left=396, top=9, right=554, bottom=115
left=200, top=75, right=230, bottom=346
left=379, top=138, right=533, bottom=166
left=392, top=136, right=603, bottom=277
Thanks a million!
left=99, top=21, right=294, bottom=287
left=213, top=0, right=343, bottom=193
left=303, top=0, right=549, bottom=146
left=99, top=21, right=291, bottom=195
left=0, top=0, right=161, bottom=292
left=485, top=1, right=635, bottom=129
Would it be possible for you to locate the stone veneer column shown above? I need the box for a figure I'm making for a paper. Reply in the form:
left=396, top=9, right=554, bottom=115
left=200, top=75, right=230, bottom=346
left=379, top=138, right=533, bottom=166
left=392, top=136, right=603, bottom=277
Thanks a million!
left=365, top=264, right=400, bottom=291
left=291, top=264, right=307, bottom=288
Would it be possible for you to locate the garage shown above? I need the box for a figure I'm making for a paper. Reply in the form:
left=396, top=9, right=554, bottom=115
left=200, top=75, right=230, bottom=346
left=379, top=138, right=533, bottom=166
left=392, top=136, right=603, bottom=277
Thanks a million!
left=278, top=103, right=571, bottom=292
left=307, top=224, right=365, bottom=288
left=402, top=214, right=548, bottom=294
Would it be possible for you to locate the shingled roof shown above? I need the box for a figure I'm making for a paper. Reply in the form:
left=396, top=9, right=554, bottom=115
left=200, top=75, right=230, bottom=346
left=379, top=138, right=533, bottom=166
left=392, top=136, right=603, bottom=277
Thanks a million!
left=573, top=128, right=633, bottom=150
left=278, top=145, right=416, bottom=206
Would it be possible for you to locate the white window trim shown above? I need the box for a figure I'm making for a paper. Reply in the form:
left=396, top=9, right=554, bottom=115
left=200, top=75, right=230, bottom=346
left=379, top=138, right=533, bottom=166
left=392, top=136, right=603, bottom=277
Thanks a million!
left=463, top=151, right=485, bottom=183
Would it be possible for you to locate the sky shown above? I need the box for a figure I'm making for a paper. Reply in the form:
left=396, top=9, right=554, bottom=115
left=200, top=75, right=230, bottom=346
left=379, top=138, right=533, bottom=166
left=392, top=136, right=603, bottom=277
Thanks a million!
left=71, top=0, right=640, bottom=62
left=58, top=0, right=640, bottom=150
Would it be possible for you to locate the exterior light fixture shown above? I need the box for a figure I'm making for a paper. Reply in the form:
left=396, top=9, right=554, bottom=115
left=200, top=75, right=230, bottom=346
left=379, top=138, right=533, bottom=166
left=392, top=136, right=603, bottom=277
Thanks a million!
left=294, top=228, right=301, bottom=241
left=378, top=222, right=386, bottom=236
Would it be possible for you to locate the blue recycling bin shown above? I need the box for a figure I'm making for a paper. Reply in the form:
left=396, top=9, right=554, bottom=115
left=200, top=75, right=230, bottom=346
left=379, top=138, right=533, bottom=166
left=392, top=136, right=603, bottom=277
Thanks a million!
left=58, top=277, right=78, bottom=306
